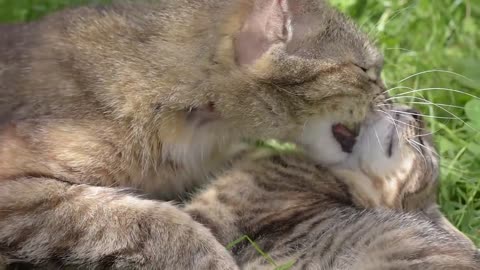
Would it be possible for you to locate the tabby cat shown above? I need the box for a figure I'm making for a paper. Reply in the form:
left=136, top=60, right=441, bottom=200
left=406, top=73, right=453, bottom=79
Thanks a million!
left=0, top=0, right=386, bottom=268
left=186, top=105, right=479, bottom=269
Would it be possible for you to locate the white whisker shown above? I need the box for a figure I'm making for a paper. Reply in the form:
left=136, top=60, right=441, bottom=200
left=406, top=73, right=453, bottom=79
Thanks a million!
left=376, top=109, right=403, bottom=138
left=407, top=139, right=428, bottom=164
left=388, top=96, right=479, bottom=132
left=412, top=129, right=441, bottom=138
left=396, top=70, right=473, bottom=84
left=376, top=109, right=430, bottom=132
left=386, top=86, right=480, bottom=100
left=373, top=127, right=385, bottom=154
left=409, top=138, right=440, bottom=158
left=402, top=101, right=465, bottom=110
left=389, top=109, right=458, bottom=120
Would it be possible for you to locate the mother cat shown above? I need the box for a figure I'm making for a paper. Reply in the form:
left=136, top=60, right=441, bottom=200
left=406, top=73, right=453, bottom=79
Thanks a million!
left=0, top=0, right=384, bottom=268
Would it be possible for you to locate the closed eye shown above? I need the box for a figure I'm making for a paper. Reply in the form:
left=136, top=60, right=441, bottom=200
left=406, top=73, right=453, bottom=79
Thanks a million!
left=352, top=63, right=369, bottom=74
left=358, top=66, right=368, bottom=73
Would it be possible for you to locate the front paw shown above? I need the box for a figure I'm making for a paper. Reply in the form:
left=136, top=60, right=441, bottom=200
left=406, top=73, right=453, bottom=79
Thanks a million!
left=120, top=203, right=239, bottom=270
left=161, top=213, right=239, bottom=270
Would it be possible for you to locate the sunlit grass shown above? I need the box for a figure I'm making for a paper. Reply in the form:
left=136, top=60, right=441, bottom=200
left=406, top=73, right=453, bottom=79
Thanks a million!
left=1, top=0, right=478, bottom=246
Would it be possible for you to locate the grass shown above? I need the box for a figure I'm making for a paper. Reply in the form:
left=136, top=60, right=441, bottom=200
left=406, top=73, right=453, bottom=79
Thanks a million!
left=0, top=0, right=478, bottom=246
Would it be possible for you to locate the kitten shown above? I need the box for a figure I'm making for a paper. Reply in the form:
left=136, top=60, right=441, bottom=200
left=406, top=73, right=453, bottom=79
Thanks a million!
left=186, top=105, right=479, bottom=269
left=0, top=0, right=386, bottom=267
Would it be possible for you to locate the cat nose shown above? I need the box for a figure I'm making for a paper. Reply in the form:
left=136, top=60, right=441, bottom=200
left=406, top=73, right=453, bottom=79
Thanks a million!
left=366, top=68, right=386, bottom=91
left=366, top=68, right=378, bottom=82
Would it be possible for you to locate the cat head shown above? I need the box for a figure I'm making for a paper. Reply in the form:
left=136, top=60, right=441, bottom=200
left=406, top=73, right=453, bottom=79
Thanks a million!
left=203, top=0, right=385, bottom=142
left=308, top=104, right=439, bottom=211
left=147, top=0, right=385, bottom=176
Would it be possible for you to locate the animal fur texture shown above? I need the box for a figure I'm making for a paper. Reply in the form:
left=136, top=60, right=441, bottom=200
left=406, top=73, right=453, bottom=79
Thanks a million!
left=186, top=105, right=479, bottom=270
left=0, top=0, right=387, bottom=268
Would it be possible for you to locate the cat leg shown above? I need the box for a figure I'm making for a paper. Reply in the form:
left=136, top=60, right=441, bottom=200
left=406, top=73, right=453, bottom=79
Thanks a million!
left=0, top=178, right=238, bottom=270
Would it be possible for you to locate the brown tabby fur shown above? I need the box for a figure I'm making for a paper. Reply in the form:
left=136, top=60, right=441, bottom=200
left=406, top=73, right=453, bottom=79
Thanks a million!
left=186, top=106, right=479, bottom=269
left=0, top=0, right=385, bottom=268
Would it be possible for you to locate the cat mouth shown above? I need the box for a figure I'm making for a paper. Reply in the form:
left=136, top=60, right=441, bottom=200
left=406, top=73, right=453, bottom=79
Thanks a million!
left=332, top=123, right=360, bottom=153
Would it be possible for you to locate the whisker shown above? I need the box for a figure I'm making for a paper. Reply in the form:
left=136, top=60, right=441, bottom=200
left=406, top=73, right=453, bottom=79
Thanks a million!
left=373, top=127, right=385, bottom=154
left=388, top=95, right=479, bottom=132
left=389, top=109, right=459, bottom=120
left=375, top=110, right=425, bottom=163
left=386, top=86, right=480, bottom=100
left=409, top=138, right=440, bottom=158
left=378, top=99, right=461, bottom=129
left=377, top=109, right=405, bottom=137
left=377, top=109, right=434, bottom=132
left=396, top=70, right=473, bottom=84
left=385, top=95, right=463, bottom=116
left=403, top=101, right=465, bottom=110
left=412, top=129, right=441, bottom=138
left=407, top=139, right=428, bottom=164
left=386, top=115, right=403, bottom=147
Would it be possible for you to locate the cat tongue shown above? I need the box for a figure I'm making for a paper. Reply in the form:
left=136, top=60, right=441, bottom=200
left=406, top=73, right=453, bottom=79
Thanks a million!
left=332, top=124, right=357, bottom=153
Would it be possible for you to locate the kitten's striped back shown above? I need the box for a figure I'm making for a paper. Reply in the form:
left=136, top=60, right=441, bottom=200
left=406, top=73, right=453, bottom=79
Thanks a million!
left=187, top=154, right=479, bottom=269
left=186, top=106, right=479, bottom=269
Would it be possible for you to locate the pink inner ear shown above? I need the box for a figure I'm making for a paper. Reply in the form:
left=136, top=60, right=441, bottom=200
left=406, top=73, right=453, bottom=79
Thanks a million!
left=234, top=0, right=291, bottom=66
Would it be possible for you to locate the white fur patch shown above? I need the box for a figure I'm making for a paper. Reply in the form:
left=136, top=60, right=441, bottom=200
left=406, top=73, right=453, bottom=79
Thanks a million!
left=299, top=116, right=349, bottom=166
left=351, top=111, right=415, bottom=178
left=303, top=110, right=416, bottom=179
left=160, top=122, right=242, bottom=179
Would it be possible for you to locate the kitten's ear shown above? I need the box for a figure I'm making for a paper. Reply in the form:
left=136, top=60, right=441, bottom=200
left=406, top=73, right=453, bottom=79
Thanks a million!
left=234, top=0, right=292, bottom=66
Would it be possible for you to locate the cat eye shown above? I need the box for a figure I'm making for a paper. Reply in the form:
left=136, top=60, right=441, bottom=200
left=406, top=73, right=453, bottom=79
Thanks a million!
left=353, top=63, right=368, bottom=73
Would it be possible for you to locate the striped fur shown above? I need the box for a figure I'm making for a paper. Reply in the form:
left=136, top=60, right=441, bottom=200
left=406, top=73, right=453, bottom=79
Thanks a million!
left=186, top=106, right=479, bottom=269
left=0, top=179, right=238, bottom=269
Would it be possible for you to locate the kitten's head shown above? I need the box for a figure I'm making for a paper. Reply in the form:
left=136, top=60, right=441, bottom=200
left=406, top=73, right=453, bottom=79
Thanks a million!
left=206, top=0, right=385, bottom=143
left=309, top=104, right=439, bottom=211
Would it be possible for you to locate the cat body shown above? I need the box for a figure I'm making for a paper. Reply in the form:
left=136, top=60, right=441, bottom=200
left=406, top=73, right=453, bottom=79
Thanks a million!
left=186, top=106, right=479, bottom=269
left=0, top=0, right=383, bottom=196
left=0, top=0, right=386, bottom=268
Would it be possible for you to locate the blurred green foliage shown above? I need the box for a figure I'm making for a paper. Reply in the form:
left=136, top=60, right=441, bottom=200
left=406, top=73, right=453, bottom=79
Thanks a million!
left=0, top=0, right=110, bottom=22
left=0, top=0, right=479, bottom=244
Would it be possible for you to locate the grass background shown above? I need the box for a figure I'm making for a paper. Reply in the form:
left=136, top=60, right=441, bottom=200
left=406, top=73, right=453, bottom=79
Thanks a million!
left=0, top=0, right=479, bottom=245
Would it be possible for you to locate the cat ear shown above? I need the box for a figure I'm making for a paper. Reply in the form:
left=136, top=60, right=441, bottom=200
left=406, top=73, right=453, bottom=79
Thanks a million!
left=234, top=0, right=292, bottom=66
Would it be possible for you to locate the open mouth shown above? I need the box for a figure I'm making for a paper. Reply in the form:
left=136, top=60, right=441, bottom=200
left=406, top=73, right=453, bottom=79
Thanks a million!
left=332, top=123, right=359, bottom=153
